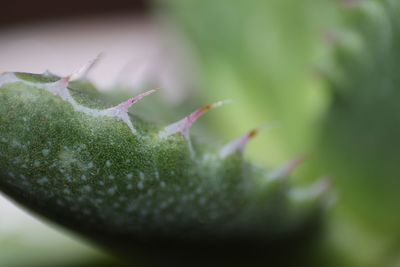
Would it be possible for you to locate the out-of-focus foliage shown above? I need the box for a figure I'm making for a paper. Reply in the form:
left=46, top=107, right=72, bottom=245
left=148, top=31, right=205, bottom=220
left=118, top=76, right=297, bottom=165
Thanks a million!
left=165, top=0, right=337, bottom=166
left=311, top=1, right=400, bottom=265
left=316, top=0, right=400, bottom=232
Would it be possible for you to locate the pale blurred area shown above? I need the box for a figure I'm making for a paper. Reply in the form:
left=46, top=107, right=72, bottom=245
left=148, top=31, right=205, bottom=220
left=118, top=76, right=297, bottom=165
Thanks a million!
left=0, top=15, right=195, bottom=102
left=0, top=192, right=111, bottom=267
left=0, top=14, right=194, bottom=266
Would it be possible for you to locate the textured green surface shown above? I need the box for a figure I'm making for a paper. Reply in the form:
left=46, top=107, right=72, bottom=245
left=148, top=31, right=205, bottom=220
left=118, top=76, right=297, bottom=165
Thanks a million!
left=0, top=72, right=327, bottom=263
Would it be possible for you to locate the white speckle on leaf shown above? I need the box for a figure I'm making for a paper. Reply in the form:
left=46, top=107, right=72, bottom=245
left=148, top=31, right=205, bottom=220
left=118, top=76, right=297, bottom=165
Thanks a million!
left=37, top=177, right=49, bottom=185
left=63, top=188, right=71, bottom=194
left=160, top=181, right=166, bottom=188
left=137, top=181, right=144, bottom=190
left=108, top=187, right=117, bottom=195
left=83, top=209, right=91, bottom=215
left=82, top=185, right=92, bottom=193
left=42, top=149, right=50, bottom=157
left=199, top=197, right=207, bottom=206
left=147, top=189, right=154, bottom=196
left=12, top=140, right=22, bottom=148
left=160, top=202, right=168, bottom=209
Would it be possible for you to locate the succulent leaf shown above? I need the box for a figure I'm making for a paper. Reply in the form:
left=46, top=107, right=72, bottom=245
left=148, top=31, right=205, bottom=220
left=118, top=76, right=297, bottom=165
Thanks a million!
left=0, top=64, right=328, bottom=261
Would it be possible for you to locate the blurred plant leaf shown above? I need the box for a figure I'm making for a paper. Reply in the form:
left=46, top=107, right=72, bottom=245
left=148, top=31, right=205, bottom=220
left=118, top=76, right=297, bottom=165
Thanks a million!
left=165, top=0, right=337, bottom=166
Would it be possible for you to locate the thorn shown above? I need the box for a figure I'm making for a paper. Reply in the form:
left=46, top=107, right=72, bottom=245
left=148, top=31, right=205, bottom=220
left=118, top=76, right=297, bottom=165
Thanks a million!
left=60, top=76, right=71, bottom=84
left=69, top=53, right=102, bottom=82
left=46, top=76, right=70, bottom=95
left=159, top=100, right=231, bottom=140
left=219, top=129, right=258, bottom=158
left=219, top=124, right=277, bottom=158
left=311, top=177, right=332, bottom=198
left=288, top=177, right=332, bottom=204
left=101, top=89, right=158, bottom=134
left=159, top=100, right=230, bottom=156
left=58, top=76, right=71, bottom=87
left=42, top=70, right=55, bottom=77
left=187, top=100, right=231, bottom=124
left=114, top=89, right=158, bottom=112
left=269, top=155, right=307, bottom=180
left=42, top=76, right=83, bottom=107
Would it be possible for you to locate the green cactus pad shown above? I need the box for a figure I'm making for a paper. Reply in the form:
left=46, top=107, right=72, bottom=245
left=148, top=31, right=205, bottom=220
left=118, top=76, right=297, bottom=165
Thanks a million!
left=0, top=66, right=329, bottom=263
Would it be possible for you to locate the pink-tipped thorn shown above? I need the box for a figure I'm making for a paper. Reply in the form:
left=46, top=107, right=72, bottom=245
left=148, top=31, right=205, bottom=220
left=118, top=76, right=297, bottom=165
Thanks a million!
left=60, top=76, right=71, bottom=85
left=47, top=76, right=71, bottom=96
left=69, top=54, right=102, bottom=82
left=114, top=89, right=158, bottom=112
left=159, top=100, right=231, bottom=155
left=159, top=100, right=231, bottom=140
left=311, top=177, right=332, bottom=198
left=186, top=100, right=229, bottom=124
left=269, top=155, right=307, bottom=180
left=219, top=124, right=276, bottom=158
left=42, top=75, right=79, bottom=105
left=102, top=89, right=158, bottom=134
left=219, top=129, right=259, bottom=158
